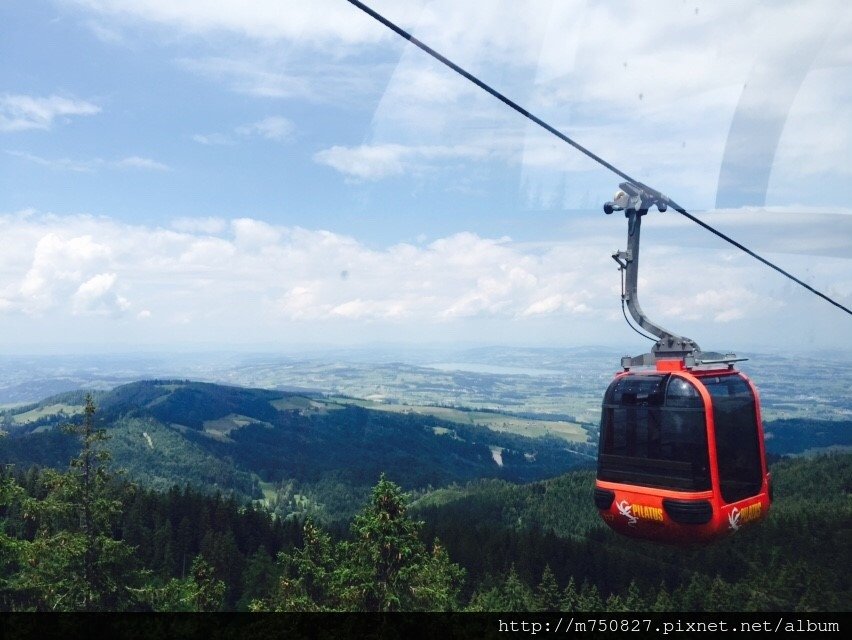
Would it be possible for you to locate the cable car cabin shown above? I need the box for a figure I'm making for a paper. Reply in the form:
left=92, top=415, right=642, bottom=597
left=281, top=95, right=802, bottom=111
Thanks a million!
left=593, top=360, right=770, bottom=544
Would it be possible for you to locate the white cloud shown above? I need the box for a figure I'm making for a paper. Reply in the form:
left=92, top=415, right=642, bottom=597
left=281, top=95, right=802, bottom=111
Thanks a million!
left=0, top=94, right=100, bottom=132
left=232, top=218, right=281, bottom=247
left=0, top=209, right=848, bottom=348
left=192, top=132, right=234, bottom=146
left=115, top=155, right=171, bottom=171
left=72, top=272, right=131, bottom=316
left=5, top=150, right=98, bottom=172
left=83, top=19, right=125, bottom=45
left=179, top=57, right=313, bottom=99
left=7, top=151, right=170, bottom=172
left=314, top=143, right=486, bottom=180
left=178, top=54, right=391, bottom=105
left=18, top=233, right=114, bottom=314
left=194, top=117, right=294, bottom=147
left=69, top=0, right=393, bottom=46
left=235, top=116, right=294, bottom=142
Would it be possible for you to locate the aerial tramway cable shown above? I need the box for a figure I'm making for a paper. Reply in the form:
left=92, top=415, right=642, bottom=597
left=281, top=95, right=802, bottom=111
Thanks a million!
left=345, top=0, right=852, bottom=318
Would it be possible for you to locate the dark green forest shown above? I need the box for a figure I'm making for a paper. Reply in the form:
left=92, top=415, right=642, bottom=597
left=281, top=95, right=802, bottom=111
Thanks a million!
left=0, top=380, right=592, bottom=522
left=0, top=394, right=849, bottom=611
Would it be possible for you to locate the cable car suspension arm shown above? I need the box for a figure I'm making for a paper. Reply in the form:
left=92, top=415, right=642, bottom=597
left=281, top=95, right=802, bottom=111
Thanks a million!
left=605, top=183, right=745, bottom=368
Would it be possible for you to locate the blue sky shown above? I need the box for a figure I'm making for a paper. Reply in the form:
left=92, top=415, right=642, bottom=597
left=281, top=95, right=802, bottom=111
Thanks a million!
left=1, top=0, right=850, bottom=354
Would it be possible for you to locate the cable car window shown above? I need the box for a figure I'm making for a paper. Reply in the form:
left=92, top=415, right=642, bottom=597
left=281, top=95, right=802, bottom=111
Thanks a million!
left=704, top=375, right=763, bottom=503
left=598, top=375, right=710, bottom=491
left=666, top=377, right=703, bottom=408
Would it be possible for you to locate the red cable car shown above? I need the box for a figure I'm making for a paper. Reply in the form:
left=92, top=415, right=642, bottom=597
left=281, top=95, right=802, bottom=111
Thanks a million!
left=593, top=184, right=771, bottom=543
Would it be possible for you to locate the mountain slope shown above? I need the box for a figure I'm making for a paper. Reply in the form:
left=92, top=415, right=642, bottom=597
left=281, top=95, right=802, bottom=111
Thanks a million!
left=0, top=380, right=592, bottom=519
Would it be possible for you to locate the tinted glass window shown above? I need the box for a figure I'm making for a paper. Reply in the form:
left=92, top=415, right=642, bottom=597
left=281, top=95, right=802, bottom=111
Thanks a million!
left=666, top=377, right=703, bottom=408
left=704, top=374, right=763, bottom=503
left=605, top=375, right=666, bottom=406
left=598, top=375, right=710, bottom=491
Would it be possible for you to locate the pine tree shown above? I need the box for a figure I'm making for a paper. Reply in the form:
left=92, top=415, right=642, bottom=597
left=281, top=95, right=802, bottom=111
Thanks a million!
left=706, top=575, right=736, bottom=612
left=623, top=579, right=644, bottom=611
left=259, top=519, right=339, bottom=611
left=534, top=565, right=561, bottom=612
left=154, top=555, right=225, bottom=612
left=560, top=576, right=580, bottom=612
left=499, top=565, right=535, bottom=611
left=261, top=476, right=463, bottom=612
left=577, top=580, right=603, bottom=611
left=15, top=395, right=139, bottom=611
left=676, top=572, right=710, bottom=612
left=152, top=520, right=175, bottom=575
left=467, top=586, right=506, bottom=612
left=652, top=581, right=674, bottom=612
left=343, top=476, right=427, bottom=611
left=341, top=475, right=463, bottom=611
left=202, top=529, right=243, bottom=608
left=237, top=546, right=278, bottom=610
left=411, top=539, right=465, bottom=612
left=187, top=556, right=225, bottom=612
left=605, top=592, right=626, bottom=612
left=0, top=463, right=23, bottom=605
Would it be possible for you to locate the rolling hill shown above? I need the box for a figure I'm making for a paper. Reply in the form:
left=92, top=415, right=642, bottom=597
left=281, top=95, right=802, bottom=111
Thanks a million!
left=0, top=380, right=592, bottom=520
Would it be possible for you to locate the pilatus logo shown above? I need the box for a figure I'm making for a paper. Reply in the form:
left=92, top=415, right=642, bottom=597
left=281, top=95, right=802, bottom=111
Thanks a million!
left=728, top=507, right=741, bottom=532
left=616, top=499, right=638, bottom=527
left=729, top=502, right=762, bottom=532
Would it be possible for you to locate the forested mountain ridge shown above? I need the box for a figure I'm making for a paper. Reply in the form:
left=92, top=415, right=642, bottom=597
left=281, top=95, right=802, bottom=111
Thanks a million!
left=0, top=380, right=592, bottom=521
left=1, top=378, right=848, bottom=523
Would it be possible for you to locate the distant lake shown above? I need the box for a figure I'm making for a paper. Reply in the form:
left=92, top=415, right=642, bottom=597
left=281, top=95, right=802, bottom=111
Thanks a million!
left=425, top=362, right=564, bottom=376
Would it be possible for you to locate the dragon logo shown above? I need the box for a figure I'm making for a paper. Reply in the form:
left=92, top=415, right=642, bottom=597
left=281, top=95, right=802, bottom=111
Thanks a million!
left=616, top=499, right=638, bottom=527
left=728, top=507, right=741, bottom=532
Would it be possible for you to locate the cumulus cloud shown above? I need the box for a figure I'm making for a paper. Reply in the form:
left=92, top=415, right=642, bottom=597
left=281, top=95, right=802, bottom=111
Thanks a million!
left=1, top=209, right=847, bottom=351
left=72, top=272, right=131, bottom=316
left=0, top=94, right=100, bottom=132
left=0, top=213, right=577, bottom=322
left=231, top=218, right=282, bottom=247
left=18, top=233, right=115, bottom=314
